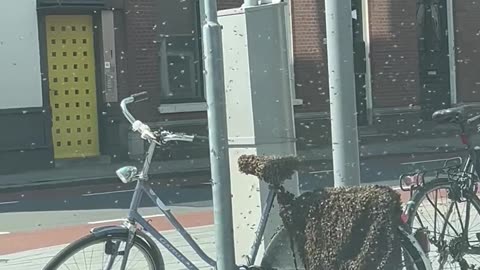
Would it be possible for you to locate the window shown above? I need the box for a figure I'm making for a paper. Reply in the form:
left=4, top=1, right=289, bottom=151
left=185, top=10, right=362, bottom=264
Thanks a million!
left=158, top=35, right=203, bottom=102
left=157, top=0, right=204, bottom=103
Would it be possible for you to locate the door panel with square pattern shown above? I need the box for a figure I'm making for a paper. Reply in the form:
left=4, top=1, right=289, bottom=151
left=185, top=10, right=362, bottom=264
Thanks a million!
left=46, top=15, right=100, bottom=159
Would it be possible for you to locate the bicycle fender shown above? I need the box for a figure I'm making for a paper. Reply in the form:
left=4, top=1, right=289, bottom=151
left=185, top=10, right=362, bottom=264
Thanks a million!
left=398, top=225, right=433, bottom=270
left=90, top=225, right=128, bottom=236
left=90, top=225, right=163, bottom=262
left=261, top=227, right=306, bottom=270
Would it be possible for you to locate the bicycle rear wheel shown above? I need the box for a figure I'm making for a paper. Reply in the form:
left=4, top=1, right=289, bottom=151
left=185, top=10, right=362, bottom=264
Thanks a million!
left=406, top=178, right=480, bottom=269
left=44, top=230, right=164, bottom=270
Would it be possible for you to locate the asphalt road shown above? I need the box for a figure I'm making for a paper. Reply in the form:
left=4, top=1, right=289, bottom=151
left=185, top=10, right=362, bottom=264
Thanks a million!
left=0, top=150, right=464, bottom=234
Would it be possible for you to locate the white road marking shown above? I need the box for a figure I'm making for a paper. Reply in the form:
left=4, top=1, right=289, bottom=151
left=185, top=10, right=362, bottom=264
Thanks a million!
left=309, top=170, right=333, bottom=174
left=87, top=214, right=165, bottom=225
left=361, top=133, right=391, bottom=137
left=0, top=201, right=19, bottom=205
left=401, top=158, right=453, bottom=165
left=82, top=189, right=135, bottom=197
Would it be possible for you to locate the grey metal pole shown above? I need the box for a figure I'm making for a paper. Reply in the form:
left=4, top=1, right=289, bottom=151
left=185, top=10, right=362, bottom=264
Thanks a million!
left=324, top=0, right=361, bottom=187
left=200, top=0, right=237, bottom=269
left=243, top=0, right=257, bottom=7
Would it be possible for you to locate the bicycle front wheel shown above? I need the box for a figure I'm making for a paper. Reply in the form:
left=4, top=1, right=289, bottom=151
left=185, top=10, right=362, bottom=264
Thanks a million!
left=44, top=230, right=164, bottom=270
left=406, top=178, right=480, bottom=269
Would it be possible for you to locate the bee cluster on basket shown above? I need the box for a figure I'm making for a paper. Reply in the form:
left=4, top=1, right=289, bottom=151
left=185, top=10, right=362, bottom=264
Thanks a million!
left=238, top=155, right=404, bottom=270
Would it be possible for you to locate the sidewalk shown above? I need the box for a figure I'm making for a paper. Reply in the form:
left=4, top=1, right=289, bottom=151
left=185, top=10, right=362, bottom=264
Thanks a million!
left=0, top=225, right=216, bottom=270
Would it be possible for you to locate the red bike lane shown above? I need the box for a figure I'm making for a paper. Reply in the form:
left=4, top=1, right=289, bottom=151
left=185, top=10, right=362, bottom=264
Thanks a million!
left=0, top=210, right=214, bottom=255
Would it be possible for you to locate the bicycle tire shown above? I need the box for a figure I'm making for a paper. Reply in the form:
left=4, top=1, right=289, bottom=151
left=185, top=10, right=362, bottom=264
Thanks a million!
left=398, top=224, right=431, bottom=270
left=405, top=178, right=480, bottom=269
left=261, top=225, right=429, bottom=270
left=43, top=230, right=165, bottom=270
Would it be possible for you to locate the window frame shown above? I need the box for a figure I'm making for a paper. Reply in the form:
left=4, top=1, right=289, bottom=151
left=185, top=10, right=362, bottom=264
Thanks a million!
left=157, top=0, right=205, bottom=105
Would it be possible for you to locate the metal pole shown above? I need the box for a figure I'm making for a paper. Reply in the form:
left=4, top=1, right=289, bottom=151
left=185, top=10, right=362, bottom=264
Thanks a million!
left=243, top=0, right=257, bottom=7
left=325, top=0, right=361, bottom=187
left=201, top=0, right=237, bottom=269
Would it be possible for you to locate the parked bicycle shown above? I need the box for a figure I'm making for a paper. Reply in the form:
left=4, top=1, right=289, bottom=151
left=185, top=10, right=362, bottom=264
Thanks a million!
left=400, top=105, right=480, bottom=269
left=44, top=92, right=431, bottom=270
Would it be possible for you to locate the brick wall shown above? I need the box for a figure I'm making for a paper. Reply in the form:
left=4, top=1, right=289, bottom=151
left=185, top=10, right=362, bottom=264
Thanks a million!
left=125, top=0, right=162, bottom=122
left=291, top=0, right=329, bottom=113
left=368, top=0, right=420, bottom=108
left=123, top=0, right=425, bottom=118
left=454, top=0, right=480, bottom=103
left=290, top=0, right=421, bottom=113
left=123, top=0, right=330, bottom=118
left=122, top=0, right=243, bottom=121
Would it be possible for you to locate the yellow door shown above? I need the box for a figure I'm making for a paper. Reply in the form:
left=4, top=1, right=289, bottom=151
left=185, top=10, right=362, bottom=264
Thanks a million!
left=46, top=15, right=100, bottom=159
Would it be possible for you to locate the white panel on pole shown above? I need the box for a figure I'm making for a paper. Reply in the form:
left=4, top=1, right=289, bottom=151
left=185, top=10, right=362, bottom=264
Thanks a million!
left=219, top=3, right=299, bottom=264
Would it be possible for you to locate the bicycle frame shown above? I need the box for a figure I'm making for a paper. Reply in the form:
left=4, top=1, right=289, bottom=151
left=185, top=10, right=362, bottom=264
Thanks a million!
left=446, top=124, right=479, bottom=179
left=119, top=139, right=277, bottom=270
left=460, top=147, right=476, bottom=182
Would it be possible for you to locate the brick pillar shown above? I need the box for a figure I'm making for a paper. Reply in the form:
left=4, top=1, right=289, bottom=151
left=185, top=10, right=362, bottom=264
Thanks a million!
left=291, top=0, right=329, bottom=113
left=368, top=0, right=420, bottom=108
left=125, top=0, right=162, bottom=122
left=454, top=0, right=480, bottom=103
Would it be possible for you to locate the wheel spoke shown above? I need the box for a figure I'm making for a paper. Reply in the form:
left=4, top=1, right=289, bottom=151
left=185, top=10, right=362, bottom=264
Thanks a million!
left=409, top=181, right=480, bottom=269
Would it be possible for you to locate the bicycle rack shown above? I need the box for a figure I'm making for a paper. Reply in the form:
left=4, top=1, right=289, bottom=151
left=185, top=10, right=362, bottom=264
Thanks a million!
left=399, top=156, right=464, bottom=196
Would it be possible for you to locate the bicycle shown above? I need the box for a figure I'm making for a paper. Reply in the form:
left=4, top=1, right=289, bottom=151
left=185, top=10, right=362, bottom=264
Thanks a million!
left=44, top=92, right=431, bottom=270
left=400, top=105, right=480, bottom=269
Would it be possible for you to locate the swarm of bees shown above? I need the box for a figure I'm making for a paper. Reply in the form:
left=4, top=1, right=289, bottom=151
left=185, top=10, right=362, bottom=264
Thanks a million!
left=238, top=155, right=403, bottom=270
left=237, top=154, right=300, bottom=186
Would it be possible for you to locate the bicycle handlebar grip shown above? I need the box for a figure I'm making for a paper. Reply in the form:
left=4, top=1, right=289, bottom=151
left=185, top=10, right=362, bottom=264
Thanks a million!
left=467, top=114, right=480, bottom=125
left=131, top=91, right=149, bottom=102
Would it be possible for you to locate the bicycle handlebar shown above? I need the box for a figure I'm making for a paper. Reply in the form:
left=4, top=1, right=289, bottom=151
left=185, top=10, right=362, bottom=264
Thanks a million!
left=467, top=114, right=480, bottom=126
left=120, top=95, right=136, bottom=124
left=160, top=131, right=195, bottom=143
left=131, top=91, right=149, bottom=103
left=120, top=91, right=150, bottom=124
left=120, top=92, right=207, bottom=144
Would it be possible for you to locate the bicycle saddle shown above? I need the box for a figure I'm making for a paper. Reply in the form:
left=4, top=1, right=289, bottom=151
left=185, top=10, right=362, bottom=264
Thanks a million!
left=432, top=106, right=466, bottom=124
